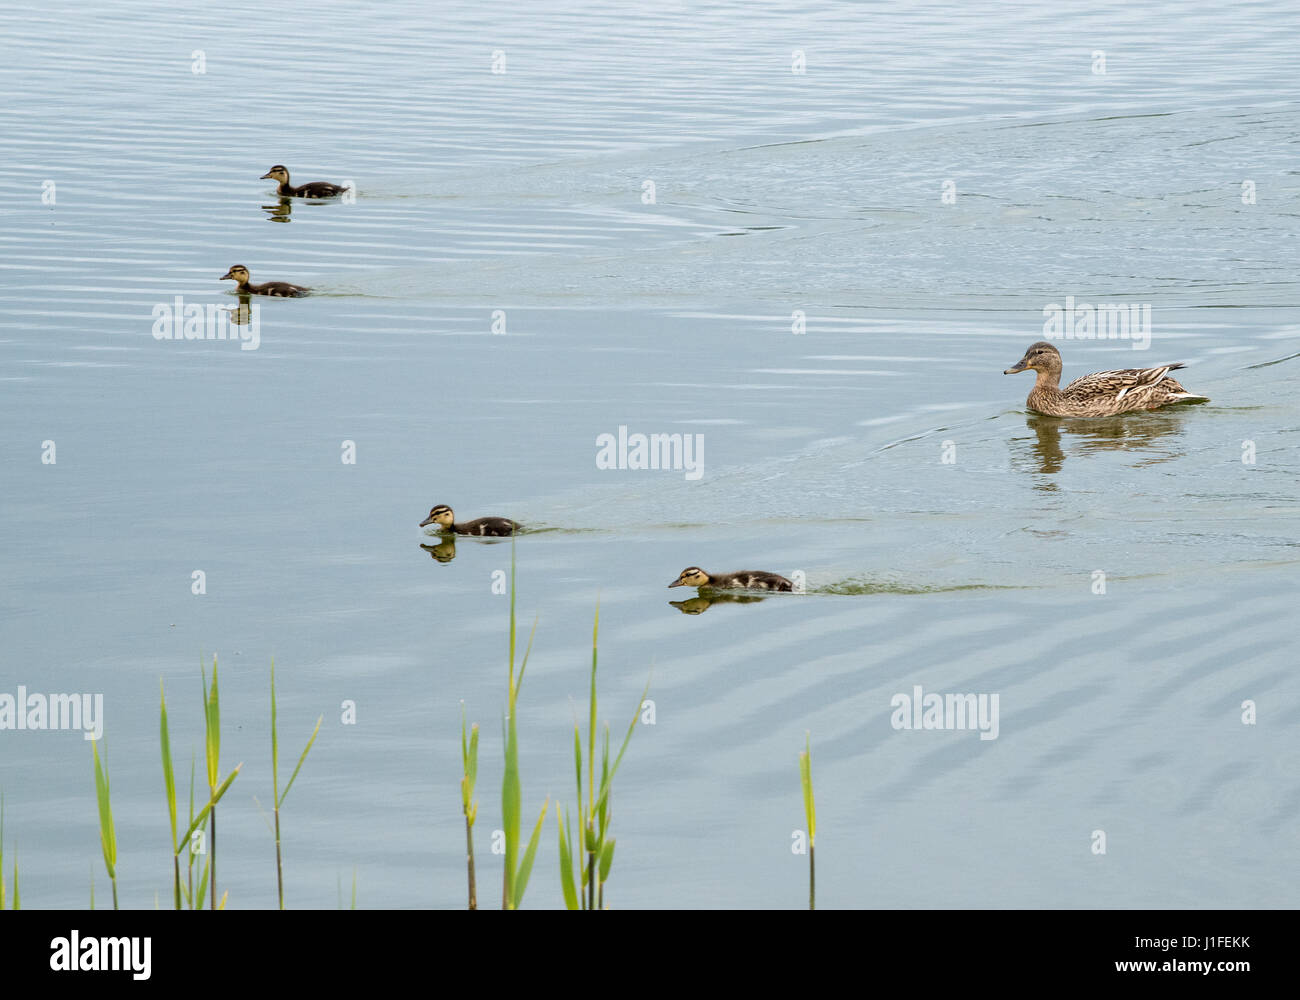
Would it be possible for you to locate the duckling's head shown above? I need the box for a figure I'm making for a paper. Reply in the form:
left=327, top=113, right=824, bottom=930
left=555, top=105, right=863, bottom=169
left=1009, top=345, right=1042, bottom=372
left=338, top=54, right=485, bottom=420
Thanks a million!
left=1004, top=341, right=1062, bottom=376
left=668, top=567, right=711, bottom=588
left=220, top=265, right=250, bottom=284
left=419, top=504, right=454, bottom=529
left=260, top=165, right=290, bottom=183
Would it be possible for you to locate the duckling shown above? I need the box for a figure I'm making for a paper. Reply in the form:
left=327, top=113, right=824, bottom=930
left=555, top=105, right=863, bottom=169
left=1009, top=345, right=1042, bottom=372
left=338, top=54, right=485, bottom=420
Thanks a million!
left=1004, top=341, right=1208, bottom=417
left=260, top=165, right=350, bottom=199
left=220, top=265, right=309, bottom=297
left=668, top=567, right=794, bottom=591
left=419, top=504, right=519, bottom=537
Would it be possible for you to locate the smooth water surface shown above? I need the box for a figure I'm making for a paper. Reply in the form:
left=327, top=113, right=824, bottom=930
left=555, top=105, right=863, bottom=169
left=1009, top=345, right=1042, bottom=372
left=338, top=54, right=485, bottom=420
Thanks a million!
left=1, top=0, right=1297, bottom=908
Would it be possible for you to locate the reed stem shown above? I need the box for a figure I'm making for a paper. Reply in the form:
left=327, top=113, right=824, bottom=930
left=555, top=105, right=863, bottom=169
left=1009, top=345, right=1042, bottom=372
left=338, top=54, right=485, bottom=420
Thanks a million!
left=465, top=817, right=477, bottom=909
left=274, top=807, right=284, bottom=909
left=209, top=812, right=217, bottom=910
left=809, top=845, right=815, bottom=911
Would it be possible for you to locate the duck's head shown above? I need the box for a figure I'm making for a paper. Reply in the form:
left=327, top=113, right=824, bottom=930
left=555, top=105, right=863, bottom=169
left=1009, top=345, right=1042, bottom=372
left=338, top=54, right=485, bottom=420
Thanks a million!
left=668, top=566, right=711, bottom=588
left=260, top=165, right=290, bottom=183
left=420, top=504, right=454, bottom=529
left=220, top=265, right=250, bottom=284
left=1004, top=341, right=1062, bottom=377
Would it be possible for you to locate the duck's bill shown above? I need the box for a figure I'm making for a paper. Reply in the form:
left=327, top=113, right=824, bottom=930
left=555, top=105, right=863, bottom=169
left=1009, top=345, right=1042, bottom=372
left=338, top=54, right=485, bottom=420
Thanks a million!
left=667, top=579, right=685, bottom=588
left=418, top=516, right=436, bottom=527
left=260, top=172, right=275, bottom=179
left=220, top=270, right=236, bottom=280
left=1004, top=360, right=1030, bottom=374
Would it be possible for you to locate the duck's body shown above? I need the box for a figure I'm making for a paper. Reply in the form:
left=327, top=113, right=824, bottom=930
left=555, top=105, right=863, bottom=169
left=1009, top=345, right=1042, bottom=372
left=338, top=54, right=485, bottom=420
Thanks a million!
left=1004, top=342, right=1208, bottom=417
left=419, top=504, right=519, bottom=537
left=261, top=165, right=350, bottom=199
left=220, top=265, right=308, bottom=297
left=668, top=567, right=794, bottom=592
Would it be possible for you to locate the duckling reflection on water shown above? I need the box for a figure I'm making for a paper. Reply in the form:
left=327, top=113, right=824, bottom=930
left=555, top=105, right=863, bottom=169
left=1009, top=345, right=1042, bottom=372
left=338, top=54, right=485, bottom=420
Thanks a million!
left=670, top=593, right=769, bottom=615
left=419, top=504, right=520, bottom=537
left=668, top=567, right=794, bottom=591
left=225, top=298, right=256, bottom=326
left=220, top=265, right=309, bottom=297
left=420, top=539, right=457, bottom=563
left=1004, top=342, right=1208, bottom=417
left=263, top=197, right=292, bottom=223
left=260, top=165, right=351, bottom=199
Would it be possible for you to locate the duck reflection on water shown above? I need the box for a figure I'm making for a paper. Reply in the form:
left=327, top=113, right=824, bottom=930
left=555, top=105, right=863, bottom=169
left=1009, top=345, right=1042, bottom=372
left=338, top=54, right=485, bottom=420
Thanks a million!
left=1010, top=410, right=1194, bottom=482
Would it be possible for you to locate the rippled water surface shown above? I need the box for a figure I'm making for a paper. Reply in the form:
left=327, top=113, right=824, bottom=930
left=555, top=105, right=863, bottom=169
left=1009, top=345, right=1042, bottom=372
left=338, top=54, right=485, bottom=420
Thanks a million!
left=1, top=0, right=1297, bottom=908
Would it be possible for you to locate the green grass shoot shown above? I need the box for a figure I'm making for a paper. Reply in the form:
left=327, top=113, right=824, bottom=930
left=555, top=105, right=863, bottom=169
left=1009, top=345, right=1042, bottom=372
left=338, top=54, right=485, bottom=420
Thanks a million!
left=557, top=601, right=649, bottom=910
left=460, top=702, right=479, bottom=909
left=500, top=539, right=548, bottom=910
left=270, top=658, right=323, bottom=909
left=201, top=656, right=221, bottom=910
left=799, top=732, right=816, bottom=911
left=161, top=669, right=241, bottom=909
left=91, top=739, right=118, bottom=909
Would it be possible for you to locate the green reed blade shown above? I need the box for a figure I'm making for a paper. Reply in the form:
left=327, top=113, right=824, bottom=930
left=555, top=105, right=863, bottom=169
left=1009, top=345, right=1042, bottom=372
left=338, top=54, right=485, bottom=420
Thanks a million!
left=593, top=675, right=650, bottom=820
left=195, top=855, right=210, bottom=911
left=598, top=838, right=616, bottom=885
left=465, top=722, right=479, bottom=798
left=280, top=715, right=322, bottom=808
left=511, top=798, right=549, bottom=909
left=556, top=806, right=579, bottom=910
left=572, top=721, right=582, bottom=817
left=177, top=764, right=242, bottom=849
left=91, top=741, right=116, bottom=881
left=203, top=658, right=220, bottom=791
left=800, top=734, right=816, bottom=846
left=501, top=711, right=520, bottom=908
left=159, top=681, right=177, bottom=848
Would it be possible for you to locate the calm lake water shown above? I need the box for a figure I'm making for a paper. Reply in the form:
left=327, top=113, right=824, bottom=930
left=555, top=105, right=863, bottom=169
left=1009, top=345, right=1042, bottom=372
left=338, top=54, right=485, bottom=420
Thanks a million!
left=2, top=0, right=1298, bottom=908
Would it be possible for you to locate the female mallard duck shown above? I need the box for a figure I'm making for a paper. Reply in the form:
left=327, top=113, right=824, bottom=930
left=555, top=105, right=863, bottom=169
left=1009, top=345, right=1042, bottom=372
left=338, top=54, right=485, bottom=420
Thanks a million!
left=419, top=504, right=519, bottom=537
left=668, top=567, right=794, bottom=591
left=220, top=265, right=309, bottom=297
left=1004, top=341, right=1208, bottom=417
left=260, top=165, right=350, bottom=199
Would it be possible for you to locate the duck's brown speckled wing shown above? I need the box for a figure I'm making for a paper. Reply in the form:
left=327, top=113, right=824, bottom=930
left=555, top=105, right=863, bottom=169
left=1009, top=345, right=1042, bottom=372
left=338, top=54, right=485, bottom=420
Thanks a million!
left=1062, top=363, right=1188, bottom=405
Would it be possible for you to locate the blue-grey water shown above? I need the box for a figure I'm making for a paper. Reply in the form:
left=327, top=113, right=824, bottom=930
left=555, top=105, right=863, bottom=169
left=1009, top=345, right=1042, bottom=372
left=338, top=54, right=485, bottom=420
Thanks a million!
left=1, top=0, right=1297, bottom=908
